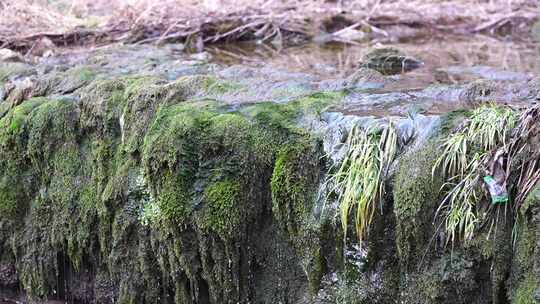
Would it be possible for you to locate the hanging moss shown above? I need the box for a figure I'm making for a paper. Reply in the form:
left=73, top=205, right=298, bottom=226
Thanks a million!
left=155, top=170, right=194, bottom=225
left=270, top=139, right=328, bottom=295
left=271, top=141, right=319, bottom=236
left=0, top=97, right=47, bottom=137
left=509, top=185, right=540, bottom=304
left=393, top=142, right=443, bottom=270
left=0, top=175, right=24, bottom=219
left=513, top=274, right=540, bottom=304
left=0, top=98, right=49, bottom=221
left=0, top=70, right=346, bottom=303
left=200, top=180, right=241, bottom=237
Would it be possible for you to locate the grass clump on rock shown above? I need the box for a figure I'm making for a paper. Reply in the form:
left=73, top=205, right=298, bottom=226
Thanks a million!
left=433, top=105, right=517, bottom=244
left=327, top=122, right=398, bottom=245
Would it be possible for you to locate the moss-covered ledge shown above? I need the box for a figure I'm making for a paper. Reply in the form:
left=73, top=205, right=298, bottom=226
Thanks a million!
left=0, top=72, right=342, bottom=303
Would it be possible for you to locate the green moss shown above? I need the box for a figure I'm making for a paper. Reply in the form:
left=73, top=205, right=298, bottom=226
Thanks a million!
left=0, top=99, right=48, bottom=221
left=269, top=137, right=328, bottom=295
left=157, top=171, right=193, bottom=224
left=75, top=66, right=96, bottom=82
left=513, top=274, right=540, bottom=304
left=0, top=175, right=25, bottom=218
left=294, top=91, right=344, bottom=116
left=239, top=91, right=342, bottom=130
left=201, top=77, right=243, bottom=95
left=142, top=102, right=211, bottom=171
left=438, top=109, right=470, bottom=136
left=26, top=99, right=79, bottom=171
left=240, top=101, right=298, bottom=131
left=120, top=76, right=213, bottom=153
left=0, top=71, right=339, bottom=302
left=509, top=184, right=540, bottom=304
left=393, top=142, right=443, bottom=270
left=0, top=97, right=47, bottom=136
left=306, top=247, right=325, bottom=294
left=200, top=180, right=241, bottom=236
left=141, top=103, right=247, bottom=228
left=271, top=142, right=317, bottom=236
left=140, top=92, right=324, bottom=229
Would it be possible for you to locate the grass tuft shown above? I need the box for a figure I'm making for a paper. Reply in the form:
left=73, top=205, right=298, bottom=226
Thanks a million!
left=433, top=105, right=517, bottom=244
left=328, top=121, right=398, bottom=245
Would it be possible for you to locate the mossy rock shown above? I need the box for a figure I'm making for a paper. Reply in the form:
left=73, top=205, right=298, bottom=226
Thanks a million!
left=271, top=140, right=322, bottom=236
left=0, top=62, right=33, bottom=85
left=509, top=185, right=540, bottom=304
left=359, top=47, right=423, bottom=75
left=512, top=274, right=540, bottom=304
left=200, top=180, right=241, bottom=237
left=393, top=141, right=443, bottom=270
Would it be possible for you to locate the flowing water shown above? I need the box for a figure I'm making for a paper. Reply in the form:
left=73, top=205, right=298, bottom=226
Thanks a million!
left=205, top=35, right=540, bottom=116
left=208, top=35, right=540, bottom=84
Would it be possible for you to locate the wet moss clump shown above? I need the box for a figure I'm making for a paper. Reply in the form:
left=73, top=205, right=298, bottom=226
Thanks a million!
left=0, top=175, right=24, bottom=219
left=393, top=142, right=443, bottom=270
left=0, top=69, right=343, bottom=303
left=513, top=274, right=540, bottom=304
left=200, top=180, right=241, bottom=236
left=509, top=185, right=540, bottom=304
left=0, top=98, right=49, bottom=221
left=270, top=139, right=328, bottom=295
left=0, top=97, right=47, bottom=137
left=271, top=141, right=320, bottom=236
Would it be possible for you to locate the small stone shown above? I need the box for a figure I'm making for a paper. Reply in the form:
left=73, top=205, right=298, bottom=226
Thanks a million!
left=189, top=52, right=212, bottom=62
left=359, top=47, right=423, bottom=75
left=532, top=19, right=540, bottom=42
left=534, top=288, right=540, bottom=301
left=0, top=48, right=23, bottom=62
left=42, top=49, right=55, bottom=58
left=28, top=37, right=55, bottom=57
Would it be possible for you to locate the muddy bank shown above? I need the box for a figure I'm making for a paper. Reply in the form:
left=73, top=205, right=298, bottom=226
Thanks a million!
left=0, top=45, right=540, bottom=304
left=2, top=0, right=540, bottom=54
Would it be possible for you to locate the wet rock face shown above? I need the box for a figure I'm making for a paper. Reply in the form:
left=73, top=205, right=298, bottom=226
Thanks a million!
left=0, top=54, right=338, bottom=303
left=0, top=45, right=539, bottom=304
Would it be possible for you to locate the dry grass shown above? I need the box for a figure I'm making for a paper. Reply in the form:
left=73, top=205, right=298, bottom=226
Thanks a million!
left=1, top=0, right=539, bottom=52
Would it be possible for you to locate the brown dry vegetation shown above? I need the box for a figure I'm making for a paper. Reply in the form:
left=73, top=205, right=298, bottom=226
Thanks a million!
left=0, top=0, right=539, bottom=52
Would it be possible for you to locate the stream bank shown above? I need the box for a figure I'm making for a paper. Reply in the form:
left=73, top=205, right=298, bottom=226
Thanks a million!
left=0, top=42, right=539, bottom=304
